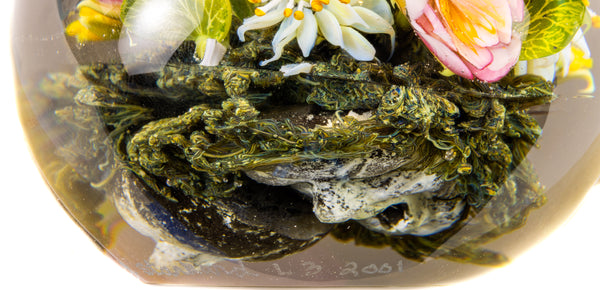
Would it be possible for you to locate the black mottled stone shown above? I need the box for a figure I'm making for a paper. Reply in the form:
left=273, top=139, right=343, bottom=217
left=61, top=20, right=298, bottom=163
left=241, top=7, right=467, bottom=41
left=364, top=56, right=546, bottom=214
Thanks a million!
left=118, top=172, right=332, bottom=261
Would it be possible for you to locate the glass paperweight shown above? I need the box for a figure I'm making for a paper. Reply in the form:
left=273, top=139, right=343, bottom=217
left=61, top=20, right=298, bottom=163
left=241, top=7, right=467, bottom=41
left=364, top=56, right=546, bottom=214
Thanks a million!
left=12, top=0, right=600, bottom=287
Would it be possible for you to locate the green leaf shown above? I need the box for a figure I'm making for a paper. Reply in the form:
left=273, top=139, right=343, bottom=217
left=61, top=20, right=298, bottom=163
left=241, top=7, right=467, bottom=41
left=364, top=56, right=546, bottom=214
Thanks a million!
left=192, top=0, right=232, bottom=58
left=231, top=0, right=255, bottom=20
left=520, top=0, right=586, bottom=60
left=194, top=0, right=232, bottom=42
left=120, top=0, right=135, bottom=21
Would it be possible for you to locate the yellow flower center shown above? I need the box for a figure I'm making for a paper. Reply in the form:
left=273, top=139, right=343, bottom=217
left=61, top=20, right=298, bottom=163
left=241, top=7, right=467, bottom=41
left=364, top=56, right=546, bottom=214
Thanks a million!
left=255, top=8, right=267, bottom=16
left=294, top=10, right=305, bottom=20
left=284, top=7, right=293, bottom=17
left=249, top=0, right=348, bottom=17
left=311, top=0, right=324, bottom=11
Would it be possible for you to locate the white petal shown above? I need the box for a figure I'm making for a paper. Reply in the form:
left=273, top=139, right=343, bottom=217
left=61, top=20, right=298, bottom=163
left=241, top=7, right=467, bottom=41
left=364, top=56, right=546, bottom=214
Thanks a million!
left=237, top=3, right=286, bottom=42
left=123, top=0, right=202, bottom=40
left=259, top=0, right=286, bottom=14
left=260, top=32, right=297, bottom=65
left=315, top=9, right=343, bottom=46
left=513, top=61, right=528, bottom=76
left=200, top=38, right=226, bottom=66
left=325, top=0, right=367, bottom=27
left=572, top=29, right=591, bottom=58
left=272, top=15, right=302, bottom=49
left=340, top=26, right=375, bottom=61
left=527, top=53, right=560, bottom=81
left=351, top=6, right=395, bottom=55
left=351, top=7, right=393, bottom=34
left=296, top=9, right=318, bottom=57
left=555, top=42, right=574, bottom=78
left=280, top=62, right=315, bottom=76
left=119, top=0, right=204, bottom=74
left=260, top=16, right=301, bottom=66
left=356, top=0, right=394, bottom=24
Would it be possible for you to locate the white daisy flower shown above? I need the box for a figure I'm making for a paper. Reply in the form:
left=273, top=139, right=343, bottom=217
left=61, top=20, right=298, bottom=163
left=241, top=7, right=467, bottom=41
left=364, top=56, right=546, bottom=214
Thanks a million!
left=237, top=0, right=395, bottom=66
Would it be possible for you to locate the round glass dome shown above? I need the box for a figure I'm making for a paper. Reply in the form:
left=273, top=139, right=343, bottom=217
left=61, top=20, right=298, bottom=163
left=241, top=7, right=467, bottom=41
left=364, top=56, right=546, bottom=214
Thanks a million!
left=11, top=0, right=600, bottom=286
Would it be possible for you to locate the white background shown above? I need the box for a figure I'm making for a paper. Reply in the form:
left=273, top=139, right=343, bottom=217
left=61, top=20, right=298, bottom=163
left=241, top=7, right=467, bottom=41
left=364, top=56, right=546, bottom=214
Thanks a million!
left=1, top=1, right=599, bottom=289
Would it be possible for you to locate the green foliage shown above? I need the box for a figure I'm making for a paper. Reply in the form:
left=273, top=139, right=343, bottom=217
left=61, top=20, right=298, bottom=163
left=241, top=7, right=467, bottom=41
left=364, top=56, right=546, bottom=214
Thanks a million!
left=41, top=25, right=555, bottom=264
left=520, top=0, right=586, bottom=60
left=67, top=34, right=555, bottom=206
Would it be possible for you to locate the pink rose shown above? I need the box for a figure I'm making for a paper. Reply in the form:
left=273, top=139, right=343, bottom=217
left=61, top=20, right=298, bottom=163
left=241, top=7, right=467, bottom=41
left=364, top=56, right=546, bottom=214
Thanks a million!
left=405, top=0, right=525, bottom=82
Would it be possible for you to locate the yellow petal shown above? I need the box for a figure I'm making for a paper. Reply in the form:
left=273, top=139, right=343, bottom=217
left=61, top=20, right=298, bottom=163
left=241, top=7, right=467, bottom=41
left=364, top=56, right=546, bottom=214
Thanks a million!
left=66, top=20, right=105, bottom=42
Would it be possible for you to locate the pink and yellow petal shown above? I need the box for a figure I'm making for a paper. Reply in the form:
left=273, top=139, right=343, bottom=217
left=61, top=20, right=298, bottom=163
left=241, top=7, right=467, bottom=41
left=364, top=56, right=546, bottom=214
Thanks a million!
left=412, top=21, right=473, bottom=79
left=508, top=0, right=524, bottom=21
left=454, top=35, right=494, bottom=70
left=66, top=0, right=123, bottom=42
left=405, top=0, right=524, bottom=82
left=79, top=7, right=123, bottom=28
left=77, top=0, right=122, bottom=19
left=469, top=35, right=522, bottom=82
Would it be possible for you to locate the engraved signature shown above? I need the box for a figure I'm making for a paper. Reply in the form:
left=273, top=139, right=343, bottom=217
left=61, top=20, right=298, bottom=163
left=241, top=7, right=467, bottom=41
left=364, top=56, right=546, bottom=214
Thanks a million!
left=136, top=260, right=404, bottom=279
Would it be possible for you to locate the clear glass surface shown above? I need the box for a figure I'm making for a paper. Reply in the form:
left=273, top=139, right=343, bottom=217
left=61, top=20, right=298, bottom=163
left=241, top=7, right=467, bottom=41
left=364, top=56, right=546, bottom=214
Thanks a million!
left=11, top=0, right=600, bottom=287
